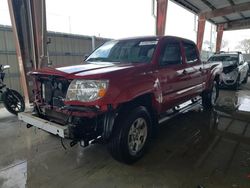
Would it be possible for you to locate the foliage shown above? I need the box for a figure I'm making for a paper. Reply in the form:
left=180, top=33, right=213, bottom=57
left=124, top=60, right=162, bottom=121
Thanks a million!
left=236, top=39, right=250, bottom=54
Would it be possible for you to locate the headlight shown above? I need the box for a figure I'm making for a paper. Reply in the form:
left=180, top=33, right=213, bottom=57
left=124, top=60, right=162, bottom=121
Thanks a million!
left=226, top=70, right=238, bottom=80
left=66, top=80, right=109, bottom=102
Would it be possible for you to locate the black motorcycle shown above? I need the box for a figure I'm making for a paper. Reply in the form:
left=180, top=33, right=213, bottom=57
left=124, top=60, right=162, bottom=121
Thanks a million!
left=0, top=65, right=25, bottom=115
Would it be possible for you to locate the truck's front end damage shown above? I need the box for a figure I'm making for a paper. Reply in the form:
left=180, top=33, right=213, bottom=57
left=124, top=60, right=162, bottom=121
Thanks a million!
left=19, top=72, right=116, bottom=147
left=18, top=37, right=160, bottom=148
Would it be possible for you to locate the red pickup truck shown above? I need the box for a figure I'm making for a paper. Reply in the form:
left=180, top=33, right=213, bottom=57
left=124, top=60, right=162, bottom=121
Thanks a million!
left=18, top=36, right=222, bottom=164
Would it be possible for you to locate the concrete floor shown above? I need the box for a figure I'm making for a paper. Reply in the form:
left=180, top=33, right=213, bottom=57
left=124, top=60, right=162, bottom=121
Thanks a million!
left=0, top=81, right=250, bottom=188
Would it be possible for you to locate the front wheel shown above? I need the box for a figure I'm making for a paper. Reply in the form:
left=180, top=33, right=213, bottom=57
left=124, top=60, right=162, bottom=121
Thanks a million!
left=107, top=106, right=152, bottom=164
left=202, top=81, right=219, bottom=109
left=2, top=89, right=25, bottom=115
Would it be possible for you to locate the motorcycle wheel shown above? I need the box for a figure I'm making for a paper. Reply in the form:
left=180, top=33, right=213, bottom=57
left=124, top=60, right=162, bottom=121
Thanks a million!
left=2, top=89, right=25, bottom=115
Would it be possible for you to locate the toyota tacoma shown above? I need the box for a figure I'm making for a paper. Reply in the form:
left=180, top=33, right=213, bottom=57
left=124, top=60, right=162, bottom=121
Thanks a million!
left=18, top=36, right=222, bottom=164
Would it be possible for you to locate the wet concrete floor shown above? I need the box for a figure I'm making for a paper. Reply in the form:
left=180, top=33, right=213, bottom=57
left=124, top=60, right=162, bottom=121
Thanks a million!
left=0, top=81, right=250, bottom=188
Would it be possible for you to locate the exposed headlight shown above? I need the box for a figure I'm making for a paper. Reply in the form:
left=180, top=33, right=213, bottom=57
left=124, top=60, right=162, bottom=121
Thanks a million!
left=66, top=80, right=109, bottom=102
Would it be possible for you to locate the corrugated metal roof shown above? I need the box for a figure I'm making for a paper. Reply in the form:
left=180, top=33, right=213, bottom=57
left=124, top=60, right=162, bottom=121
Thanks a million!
left=172, top=0, right=250, bottom=30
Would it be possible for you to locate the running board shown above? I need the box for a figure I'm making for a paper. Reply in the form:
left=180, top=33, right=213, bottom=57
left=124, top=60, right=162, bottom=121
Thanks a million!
left=158, top=99, right=202, bottom=124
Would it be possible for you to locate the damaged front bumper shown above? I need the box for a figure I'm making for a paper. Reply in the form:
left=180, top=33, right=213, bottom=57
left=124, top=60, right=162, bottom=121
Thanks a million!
left=18, top=112, right=69, bottom=138
left=18, top=104, right=116, bottom=146
left=220, top=72, right=238, bottom=86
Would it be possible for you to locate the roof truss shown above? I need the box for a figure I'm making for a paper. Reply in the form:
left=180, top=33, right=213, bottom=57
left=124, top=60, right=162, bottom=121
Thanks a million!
left=199, top=1, right=250, bottom=19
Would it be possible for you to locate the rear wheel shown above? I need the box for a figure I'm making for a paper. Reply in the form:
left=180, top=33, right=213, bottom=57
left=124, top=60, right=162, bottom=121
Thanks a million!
left=2, top=89, right=25, bottom=115
left=202, top=81, right=219, bottom=109
left=107, top=106, right=151, bottom=164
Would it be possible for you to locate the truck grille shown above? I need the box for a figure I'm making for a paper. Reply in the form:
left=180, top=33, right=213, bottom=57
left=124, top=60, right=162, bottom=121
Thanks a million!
left=41, top=78, right=70, bottom=108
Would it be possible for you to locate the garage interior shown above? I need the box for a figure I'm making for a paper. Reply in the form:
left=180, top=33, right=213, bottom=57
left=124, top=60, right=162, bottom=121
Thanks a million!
left=1, top=0, right=250, bottom=187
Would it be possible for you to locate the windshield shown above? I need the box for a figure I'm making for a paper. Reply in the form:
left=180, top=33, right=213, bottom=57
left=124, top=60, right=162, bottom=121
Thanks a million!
left=208, top=55, right=238, bottom=62
left=86, top=39, right=158, bottom=63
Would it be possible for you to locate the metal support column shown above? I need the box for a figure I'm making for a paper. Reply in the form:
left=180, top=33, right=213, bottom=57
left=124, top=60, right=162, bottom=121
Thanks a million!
left=216, top=24, right=224, bottom=53
left=156, top=0, right=168, bottom=36
left=7, top=0, right=48, bottom=103
left=197, top=15, right=206, bottom=52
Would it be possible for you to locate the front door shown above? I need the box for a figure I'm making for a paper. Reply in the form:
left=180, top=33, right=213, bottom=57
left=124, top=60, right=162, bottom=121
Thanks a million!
left=157, top=39, right=190, bottom=112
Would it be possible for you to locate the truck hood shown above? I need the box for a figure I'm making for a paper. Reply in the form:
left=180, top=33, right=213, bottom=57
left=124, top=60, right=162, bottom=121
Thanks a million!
left=31, top=62, right=146, bottom=78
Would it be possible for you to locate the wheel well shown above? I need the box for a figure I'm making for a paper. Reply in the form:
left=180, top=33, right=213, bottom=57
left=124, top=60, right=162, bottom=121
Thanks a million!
left=129, top=93, right=154, bottom=107
left=214, top=74, right=220, bottom=84
left=117, top=93, right=155, bottom=113
left=114, top=93, right=158, bottom=137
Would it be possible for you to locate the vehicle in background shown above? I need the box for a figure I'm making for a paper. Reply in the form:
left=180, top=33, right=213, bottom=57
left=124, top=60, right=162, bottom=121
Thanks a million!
left=0, top=65, right=25, bottom=115
left=208, top=52, right=249, bottom=90
left=18, top=36, right=222, bottom=164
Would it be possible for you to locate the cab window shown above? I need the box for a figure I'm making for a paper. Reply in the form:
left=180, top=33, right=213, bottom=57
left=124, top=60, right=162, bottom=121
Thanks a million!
left=159, top=42, right=182, bottom=66
left=183, top=42, right=199, bottom=63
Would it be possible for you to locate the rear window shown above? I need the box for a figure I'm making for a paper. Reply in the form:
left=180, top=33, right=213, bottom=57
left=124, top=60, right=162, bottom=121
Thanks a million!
left=183, top=42, right=199, bottom=63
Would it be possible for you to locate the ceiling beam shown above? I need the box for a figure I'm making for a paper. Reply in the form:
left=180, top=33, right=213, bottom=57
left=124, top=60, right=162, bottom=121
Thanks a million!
left=227, top=0, right=246, bottom=19
left=201, top=0, right=215, bottom=10
left=223, top=18, right=250, bottom=30
left=172, top=0, right=200, bottom=14
left=200, top=0, right=229, bottom=22
left=200, top=1, right=250, bottom=19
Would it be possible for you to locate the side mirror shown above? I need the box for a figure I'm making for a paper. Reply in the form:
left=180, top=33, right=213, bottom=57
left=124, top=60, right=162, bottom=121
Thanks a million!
left=3, top=65, right=10, bottom=70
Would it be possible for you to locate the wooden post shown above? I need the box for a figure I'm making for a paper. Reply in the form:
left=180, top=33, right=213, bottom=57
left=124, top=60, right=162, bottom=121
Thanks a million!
left=156, top=0, right=168, bottom=36
left=216, top=24, right=224, bottom=53
left=197, top=15, right=206, bottom=52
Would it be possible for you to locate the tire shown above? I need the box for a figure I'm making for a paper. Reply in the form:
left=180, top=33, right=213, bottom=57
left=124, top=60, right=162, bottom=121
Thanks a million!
left=202, top=81, right=219, bottom=109
left=2, top=89, right=25, bottom=115
left=242, top=73, right=248, bottom=84
left=107, top=106, right=152, bottom=164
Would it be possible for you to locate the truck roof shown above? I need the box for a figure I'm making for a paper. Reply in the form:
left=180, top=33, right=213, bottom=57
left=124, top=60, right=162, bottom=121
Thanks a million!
left=116, top=35, right=195, bottom=44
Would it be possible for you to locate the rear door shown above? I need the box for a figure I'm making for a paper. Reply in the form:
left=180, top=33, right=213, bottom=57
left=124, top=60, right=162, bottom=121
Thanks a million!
left=157, top=39, right=191, bottom=111
left=181, top=41, right=206, bottom=96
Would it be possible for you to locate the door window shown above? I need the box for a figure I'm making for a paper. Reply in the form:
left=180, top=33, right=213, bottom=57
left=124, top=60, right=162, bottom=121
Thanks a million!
left=183, top=42, right=199, bottom=63
left=159, top=42, right=182, bottom=66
